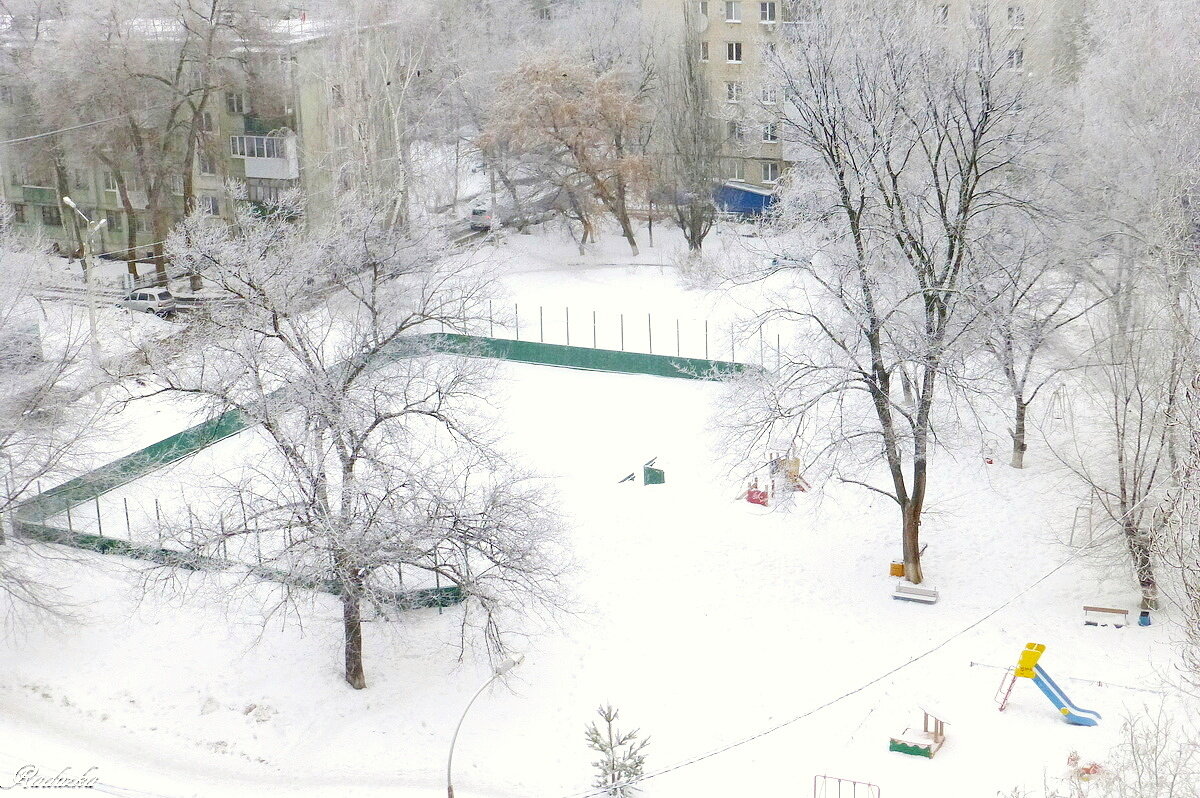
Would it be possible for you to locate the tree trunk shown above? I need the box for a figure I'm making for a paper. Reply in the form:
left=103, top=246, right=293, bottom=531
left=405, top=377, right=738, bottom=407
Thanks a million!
left=341, top=572, right=367, bottom=689
left=1124, top=521, right=1159, bottom=610
left=901, top=498, right=925, bottom=584
left=1010, top=399, right=1028, bottom=468
left=616, top=210, right=639, bottom=256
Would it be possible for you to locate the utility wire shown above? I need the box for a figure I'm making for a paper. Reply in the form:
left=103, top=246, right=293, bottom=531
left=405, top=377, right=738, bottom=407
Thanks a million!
left=0, top=106, right=172, bottom=146
left=558, top=544, right=1092, bottom=798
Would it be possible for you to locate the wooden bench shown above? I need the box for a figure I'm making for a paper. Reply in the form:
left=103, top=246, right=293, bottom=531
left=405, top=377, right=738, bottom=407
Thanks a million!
left=1083, top=605, right=1128, bottom=627
left=894, top=582, right=939, bottom=604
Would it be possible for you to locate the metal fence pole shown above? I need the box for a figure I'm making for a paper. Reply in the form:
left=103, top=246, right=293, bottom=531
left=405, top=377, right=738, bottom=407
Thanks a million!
left=565, top=307, right=570, bottom=346
left=676, top=319, right=681, bottom=356
left=515, top=304, right=520, bottom=341
left=593, top=310, right=597, bottom=348
left=489, top=300, right=494, bottom=338
left=648, top=313, right=653, bottom=354
left=620, top=314, right=625, bottom=351
left=66, top=504, right=73, bottom=534
left=95, top=495, right=103, bottom=537
left=124, top=497, right=131, bottom=537
left=705, top=320, right=709, bottom=359
left=539, top=306, right=544, bottom=342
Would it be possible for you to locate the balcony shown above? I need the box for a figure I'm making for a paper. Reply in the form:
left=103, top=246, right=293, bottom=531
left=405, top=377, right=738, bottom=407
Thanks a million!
left=22, top=186, right=57, bottom=204
left=243, top=114, right=294, bottom=136
left=231, top=134, right=299, bottom=180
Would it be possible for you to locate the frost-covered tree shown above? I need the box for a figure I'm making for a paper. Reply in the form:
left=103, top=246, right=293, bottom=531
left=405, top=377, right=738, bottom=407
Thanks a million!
left=25, top=0, right=276, bottom=281
left=0, top=204, right=100, bottom=622
left=585, top=704, right=649, bottom=798
left=720, top=0, right=1043, bottom=583
left=135, top=192, right=565, bottom=688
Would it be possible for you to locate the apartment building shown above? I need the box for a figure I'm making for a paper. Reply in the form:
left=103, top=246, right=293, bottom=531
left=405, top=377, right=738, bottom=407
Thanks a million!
left=645, top=0, right=1084, bottom=193
left=0, top=16, right=308, bottom=266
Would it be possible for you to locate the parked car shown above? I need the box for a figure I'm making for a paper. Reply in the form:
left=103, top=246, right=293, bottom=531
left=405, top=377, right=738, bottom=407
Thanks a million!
left=468, top=207, right=495, bottom=230
left=118, top=287, right=176, bottom=317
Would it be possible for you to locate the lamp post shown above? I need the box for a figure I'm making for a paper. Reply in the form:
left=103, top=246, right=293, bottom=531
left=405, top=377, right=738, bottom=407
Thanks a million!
left=447, top=654, right=524, bottom=798
left=61, top=196, right=106, bottom=373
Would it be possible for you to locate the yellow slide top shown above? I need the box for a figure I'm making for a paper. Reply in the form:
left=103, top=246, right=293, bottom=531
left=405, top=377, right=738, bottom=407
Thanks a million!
left=1015, top=642, right=1046, bottom=679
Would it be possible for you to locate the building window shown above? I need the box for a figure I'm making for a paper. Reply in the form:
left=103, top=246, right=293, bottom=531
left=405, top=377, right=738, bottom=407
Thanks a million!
left=728, top=159, right=745, bottom=181
left=11, top=203, right=25, bottom=223
left=0, top=86, right=12, bottom=105
left=538, top=6, right=551, bottom=20
left=699, top=0, right=708, bottom=15
left=1008, top=4, right=1025, bottom=28
left=725, top=1, right=740, bottom=22
left=331, top=84, right=344, bottom=108
left=135, top=214, right=150, bottom=234
left=700, top=41, right=709, bottom=61
left=763, top=122, right=779, bottom=142
left=104, top=172, right=119, bottom=191
left=199, top=111, right=214, bottom=132
left=759, top=2, right=776, bottom=22
left=727, top=120, right=745, bottom=143
left=200, top=195, right=220, bottom=215
left=71, top=169, right=89, bottom=190
left=1006, top=47, right=1024, bottom=70
left=230, top=135, right=284, bottom=158
left=934, top=4, right=949, bottom=26
left=726, top=41, right=743, bottom=62
left=726, top=81, right=742, bottom=102
left=761, top=86, right=777, bottom=104
left=761, top=161, right=780, bottom=183
left=246, top=178, right=290, bottom=204
left=104, top=209, right=122, bottom=231
left=41, top=205, right=61, bottom=226
left=225, top=92, right=246, bottom=114
left=762, top=41, right=777, bottom=59
left=198, top=150, right=216, bottom=175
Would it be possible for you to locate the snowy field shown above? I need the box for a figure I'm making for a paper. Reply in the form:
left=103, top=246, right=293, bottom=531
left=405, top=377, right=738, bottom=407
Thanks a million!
left=0, top=227, right=1186, bottom=797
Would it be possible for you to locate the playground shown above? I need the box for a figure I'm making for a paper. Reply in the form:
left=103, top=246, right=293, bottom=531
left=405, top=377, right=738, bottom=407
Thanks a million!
left=0, top=229, right=1186, bottom=797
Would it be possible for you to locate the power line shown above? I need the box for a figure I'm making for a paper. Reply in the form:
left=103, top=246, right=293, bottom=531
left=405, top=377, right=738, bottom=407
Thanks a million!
left=558, top=545, right=1091, bottom=798
left=0, top=106, right=172, bottom=146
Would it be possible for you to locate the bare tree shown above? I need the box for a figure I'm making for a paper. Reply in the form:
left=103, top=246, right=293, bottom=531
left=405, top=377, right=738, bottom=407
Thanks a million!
left=655, top=2, right=721, bottom=253
left=26, top=0, right=274, bottom=282
left=482, top=52, right=651, bottom=256
left=136, top=192, right=564, bottom=689
left=720, top=1, right=1042, bottom=583
left=974, top=217, right=1097, bottom=468
left=0, top=204, right=99, bottom=623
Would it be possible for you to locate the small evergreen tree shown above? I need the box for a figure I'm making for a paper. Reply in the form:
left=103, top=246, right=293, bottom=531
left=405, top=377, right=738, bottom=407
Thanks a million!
left=585, top=704, right=650, bottom=797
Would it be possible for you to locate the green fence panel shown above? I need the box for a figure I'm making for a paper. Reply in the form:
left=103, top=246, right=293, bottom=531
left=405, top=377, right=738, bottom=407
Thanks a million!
left=426, top=333, right=748, bottom=380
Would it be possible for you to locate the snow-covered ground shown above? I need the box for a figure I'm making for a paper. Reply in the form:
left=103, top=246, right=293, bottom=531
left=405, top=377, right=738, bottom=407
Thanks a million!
left=1, top=225, right=1187, bottom=797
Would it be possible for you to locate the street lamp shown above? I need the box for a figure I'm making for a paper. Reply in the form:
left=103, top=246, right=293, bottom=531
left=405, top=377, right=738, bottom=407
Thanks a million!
left=446, top=654, right=524, bottom=798
left=61, top=196, right=106, bottom=373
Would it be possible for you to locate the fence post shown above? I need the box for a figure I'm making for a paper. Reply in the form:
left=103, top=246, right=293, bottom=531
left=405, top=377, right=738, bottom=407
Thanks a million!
left=66, top=504, right=73, bottom=534
left=489, top=300, right=494, bottom=338
left=620, top=314, right=625, bottom=351
left=777, top=333, right=781, bottom=371
left=676, top=319, right=681, bottom=357
left=565, top=307, right=570, bottom=346
left=593, top=310, right=597, bottom=348
left=95, top=495, right=103, bottom=537
left=705, top=320, right=709, bottom=359
left=648, top=314, right=653, bottom=354
left=124, top=497, right=131, bottom=537
left=539, top=305, right=544, bottom=342
left=731, top=327, right=736, bottom=361
left=515, top=303, right=520, bottom=341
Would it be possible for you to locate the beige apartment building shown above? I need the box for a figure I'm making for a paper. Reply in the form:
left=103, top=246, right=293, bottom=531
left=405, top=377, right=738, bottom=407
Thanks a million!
left=645, top=0, right=1084, bottom=192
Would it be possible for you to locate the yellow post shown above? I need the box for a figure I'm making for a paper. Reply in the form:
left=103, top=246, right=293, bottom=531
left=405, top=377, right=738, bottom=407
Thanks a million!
left=1015, top=642, right=1046, bottom=678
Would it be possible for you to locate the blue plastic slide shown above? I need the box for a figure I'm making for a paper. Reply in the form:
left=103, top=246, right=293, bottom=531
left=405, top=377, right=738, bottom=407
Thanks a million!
left=1031, top=665, right=1102, bottom=726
